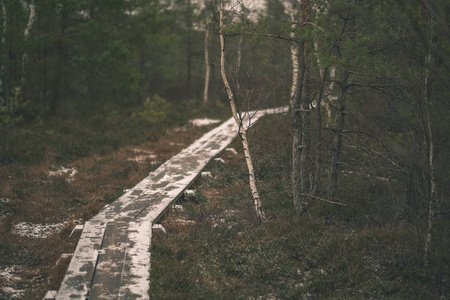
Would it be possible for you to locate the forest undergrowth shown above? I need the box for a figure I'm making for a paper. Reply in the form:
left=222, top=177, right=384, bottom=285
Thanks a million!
left=151, top=114, right=449, bottom=299
left=0, top=103, right=448, bottom=299
left=0, top=98, right=227, bottom=299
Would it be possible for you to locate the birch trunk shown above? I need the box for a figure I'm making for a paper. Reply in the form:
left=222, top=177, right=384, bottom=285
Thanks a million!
left=312, top=67, right=328, bottom=196
left=0, top=0, right=6, bottom=105
left=236, top=35, right=243, bottom=90
left=325, top=66, right=336, bottom=122
left=423, top=51, right=437, bottom=266
left=312, top=4, right=332, bottom=120
left=203, top=28, right=210, bottom=103
left=219, top=0, right=266, bottom=223
left=291, top=39, right=305, bottom=214
left=19, top=0, right=36, bottom=92
left=291, top=0, right=312, bottom=215
left=186, top=0, right=192, bottom=99
left=327, top=72, right=348, bottom=200
left=300, top=45, right=311, bottom=201
left=289, top=3, right=299, bottom=99
left=301, top=0, right=312, bottom=195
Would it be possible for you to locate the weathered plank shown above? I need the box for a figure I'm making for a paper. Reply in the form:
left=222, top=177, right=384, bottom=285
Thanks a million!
left=55, top=107, right=288, bottom=300
left=56, top=220, right=105, bottom=299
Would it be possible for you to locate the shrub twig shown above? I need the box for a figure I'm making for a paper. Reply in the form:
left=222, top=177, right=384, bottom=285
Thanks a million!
left=301, top=194, right=348, bottom=206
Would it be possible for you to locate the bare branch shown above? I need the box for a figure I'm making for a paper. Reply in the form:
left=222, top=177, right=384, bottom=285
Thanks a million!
left=223, top=31, right=298, bottom=43
left=341, top=170, right=397, bottom=182
left=301, top=194, right=348, bottom=206
left=302, top=21, right=325, bottom=34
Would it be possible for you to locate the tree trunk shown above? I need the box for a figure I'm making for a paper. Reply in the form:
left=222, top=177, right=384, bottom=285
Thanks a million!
left=291, top=0, right=312, bottom=215
left=423, top=50, right=437, bottom=266
left=219, top=0, right=266, bottom=223
left=327, top=72, right=348, bottom=200
left=19, top=0, right=36, bottom=92
left=312, top=3, right=332, bottom=122
left=0, top=0, right=6, bottom=105
left=291, top=41, right=305, bottom=214
left=325, top=66, right=336, bottom=123
left=289, top=2, right=299, bottom=99
left=236, top=35, right=243, bottom=90
left=312, top=67, right=328, bottom=196
left=300, top=64, right=311, bottom=201
left=186, top=0, right=192, bottom=99
left=203, top=27, right=210, bottom=103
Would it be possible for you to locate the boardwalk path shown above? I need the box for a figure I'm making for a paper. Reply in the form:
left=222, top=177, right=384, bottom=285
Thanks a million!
left=55, top=107, right=288, bottom=299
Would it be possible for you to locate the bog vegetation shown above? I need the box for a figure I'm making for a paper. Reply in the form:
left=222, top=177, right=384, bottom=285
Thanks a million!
left=0, top=0, right=449, bottom=299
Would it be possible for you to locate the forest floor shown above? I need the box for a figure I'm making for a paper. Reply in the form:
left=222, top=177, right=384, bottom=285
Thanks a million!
left=0, top=115, right=220, bottom=299
left=0, top=108, right=448, bottom=299
left=150, top=114, right=449, bottom=299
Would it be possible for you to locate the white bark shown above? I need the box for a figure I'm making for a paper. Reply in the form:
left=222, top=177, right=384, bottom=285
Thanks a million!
left=290, top=0, right=313, bottom=215
left=289, top=0, right=302, bottom=213
left=325, top=66, right=336, bottom=121
left=327, top=72, right=348, bottom=201
left=23, top=0, right=36, bottom=39
left=236, top=1, right=246, bottom=91
left=0, top=0, right=6, bottom=104
left=312, top=66, right=328, bottom=196
left=312, top=7, right=332, bottom=119
left=203, top=28, right=210, bottom=103
left=423, top=50, right=437, bottom=266
left=288, top=2, right=299, bottom=99
left=236, top=35, right=243, bottom=90
left=311, top=3, right=330, bottom=115
left=19, top=0, right=36, bottom=91
left=219, top=0, right=266, bottom=222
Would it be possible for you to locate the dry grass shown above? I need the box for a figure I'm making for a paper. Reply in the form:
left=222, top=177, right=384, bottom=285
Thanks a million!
left=0, top=124, right=205, bottom=299
left=149, top=114, right=449, bottom=299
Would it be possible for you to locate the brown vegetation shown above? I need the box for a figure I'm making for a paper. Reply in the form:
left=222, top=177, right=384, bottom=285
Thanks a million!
left=0, top=123, right=206, bottom=299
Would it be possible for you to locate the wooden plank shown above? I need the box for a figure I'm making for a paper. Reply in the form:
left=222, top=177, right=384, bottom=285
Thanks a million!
left=56, top=220, right=104, bottom=299
left=117, top=214, right=152, bottom=299
left=56, top=107, right=288, bottom=299
left=89, top=221, right=130, bottom=299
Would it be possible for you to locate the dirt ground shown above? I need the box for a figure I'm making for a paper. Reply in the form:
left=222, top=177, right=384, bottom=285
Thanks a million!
left=0, top=122, right=216, bottom=299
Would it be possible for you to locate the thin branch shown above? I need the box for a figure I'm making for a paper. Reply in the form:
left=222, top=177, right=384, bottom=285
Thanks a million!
left=346, top=82, right=399, bottom=89
left=341, top=170, right=397, bottom=182
left=223, top=31, right=298, bottom=43
left=322, top=127, right=399, bottom=159
left=345, top=144, right=403, bottom=171
left=335, top=65, right=399, bottom=81
left=367, top=38, right=401, bottom=55
left=302, top=21, right=325, bottom=34
left=301, top=194, right=348, bottom=206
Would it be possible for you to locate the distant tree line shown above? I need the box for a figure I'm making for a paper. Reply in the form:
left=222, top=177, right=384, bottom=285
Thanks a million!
left=0, top=0, right=209, bottom=123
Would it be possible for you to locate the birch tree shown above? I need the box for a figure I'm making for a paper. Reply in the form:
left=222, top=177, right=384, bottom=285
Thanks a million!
left=203, top=24, right=210, bottom=103
left=289, top=0, right=313, bottom=214
left=219, top=0, right=266, bottom=222
left=0, top=0, right=6, bottom=105
left=423, top=45, right=436, bottom=266
left=327, top=71, right=348, bottom=200
left=18, top=0, right=36, bottom=94
left=283, top=0, right=299, bottom=100
left=0, top=0, right=36, bottom=104
left=409, top=9, right=440, bottom=266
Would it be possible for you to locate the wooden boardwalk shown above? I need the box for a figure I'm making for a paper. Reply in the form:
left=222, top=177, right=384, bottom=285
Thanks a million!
left=55, top=107, right=288, bottom=299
